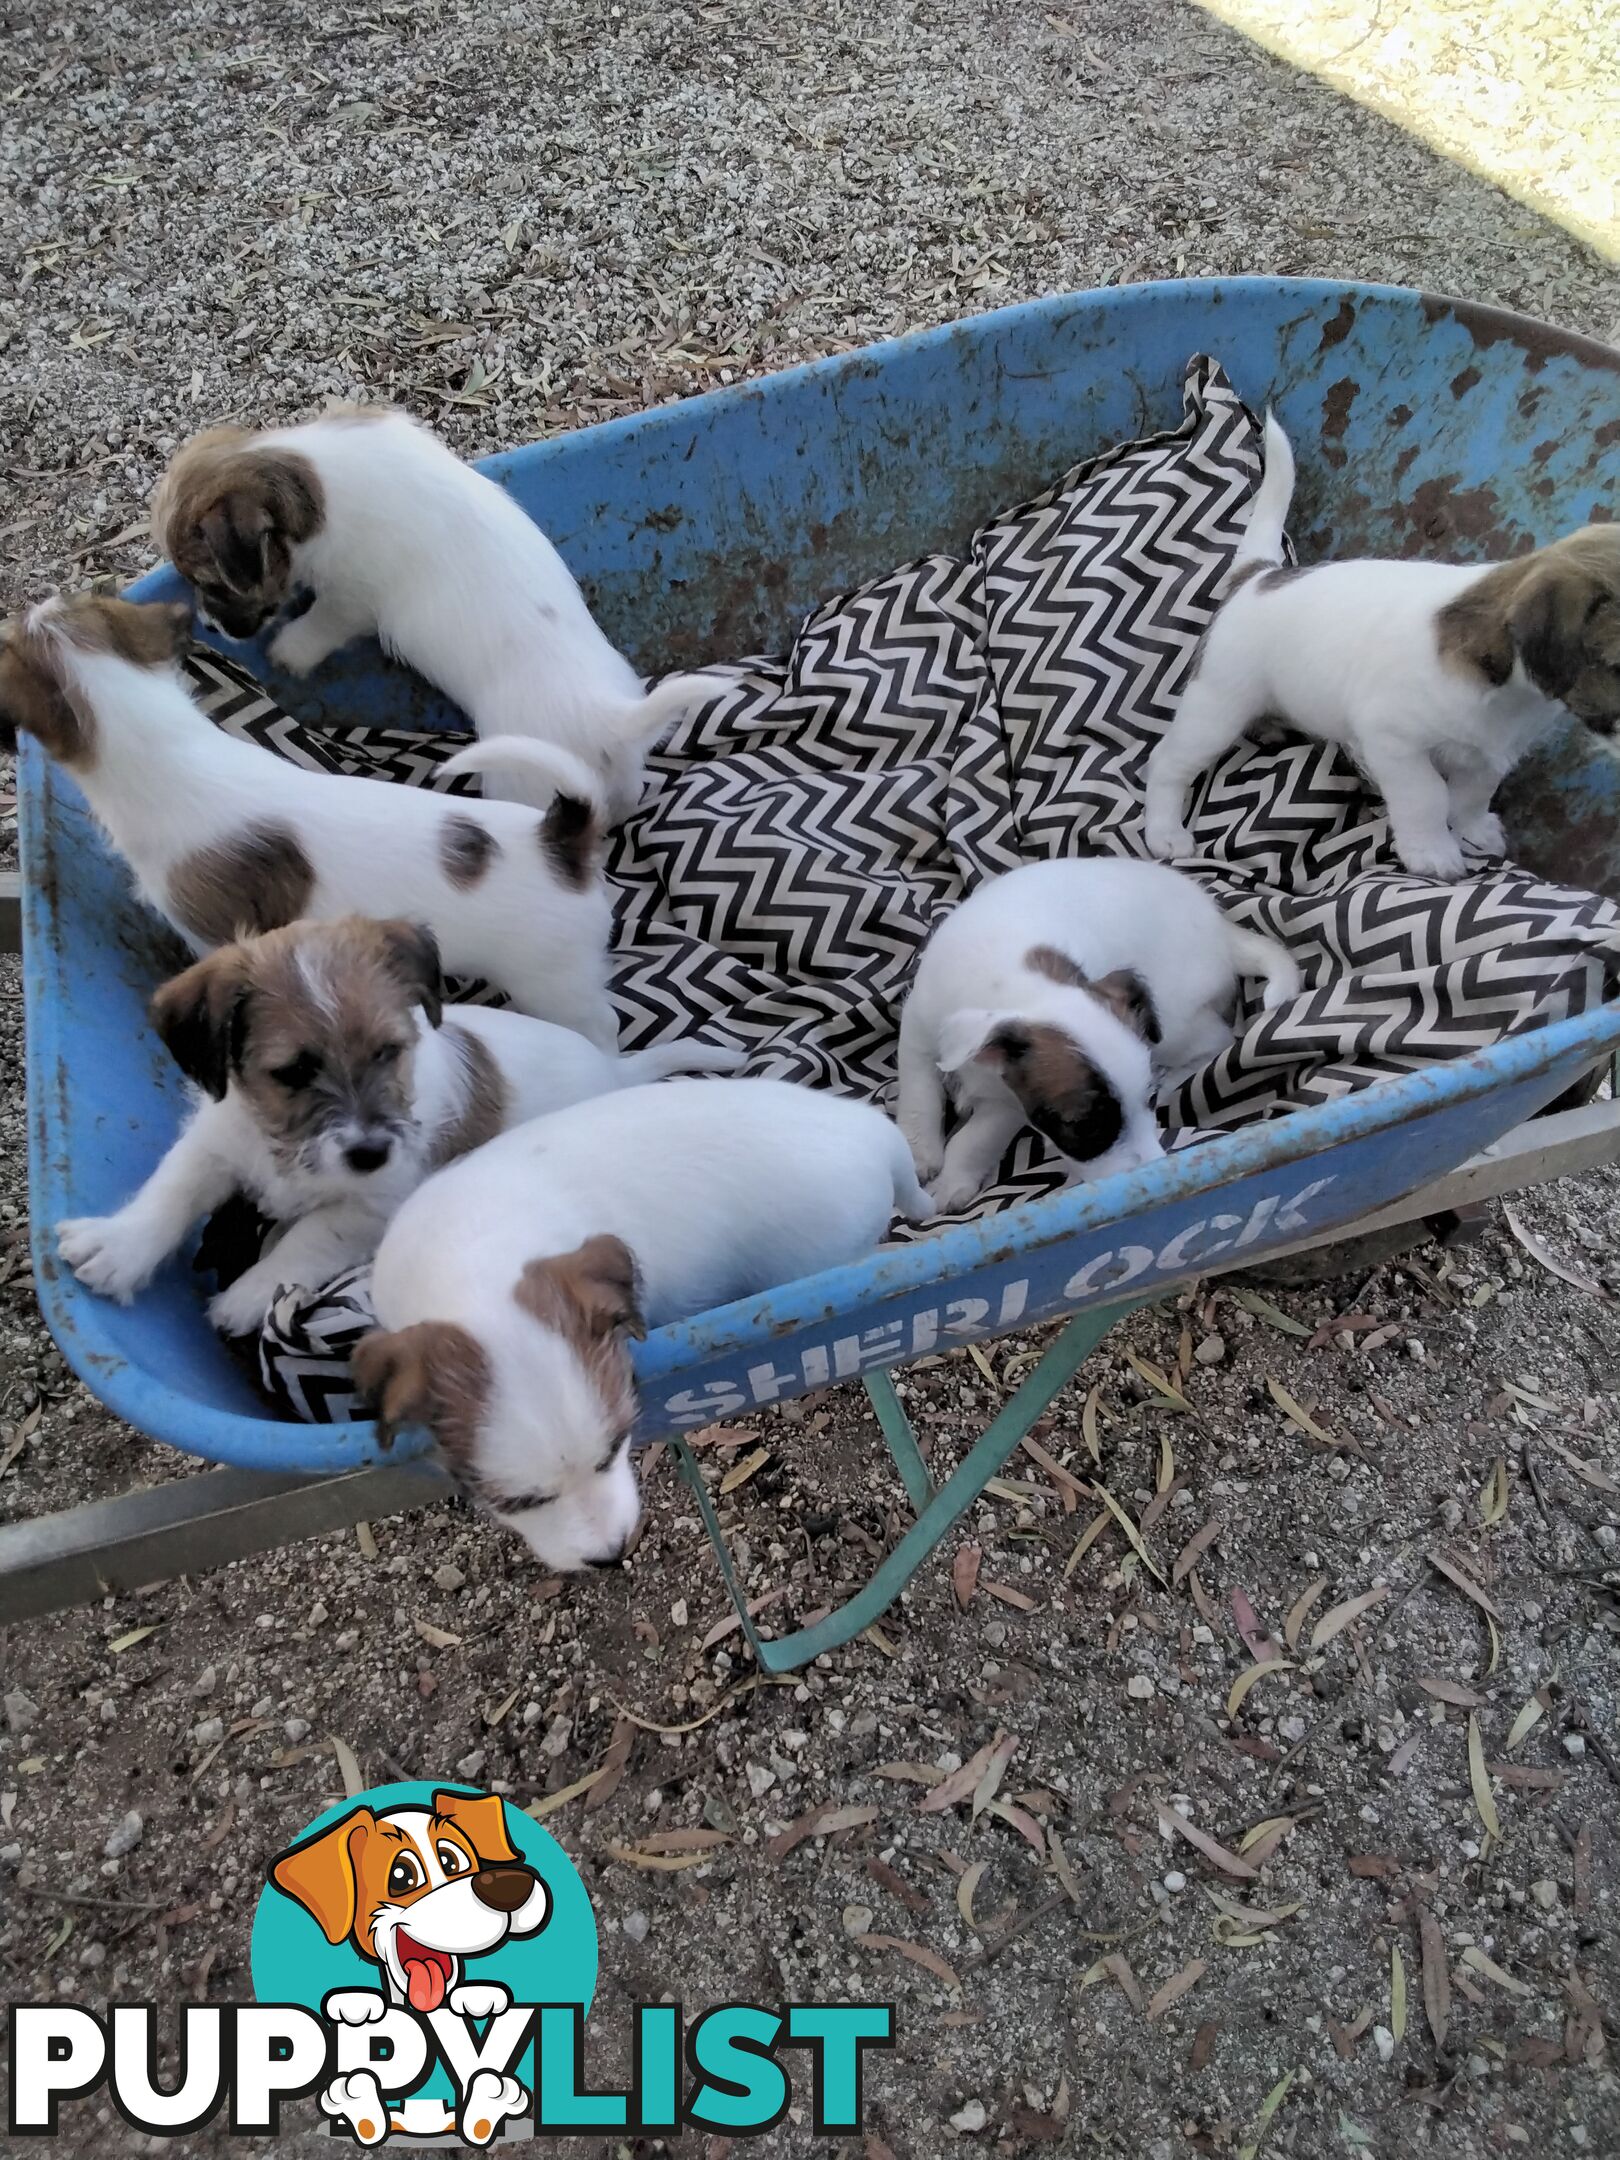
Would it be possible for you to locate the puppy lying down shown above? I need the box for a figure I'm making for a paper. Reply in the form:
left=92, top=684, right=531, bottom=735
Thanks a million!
left=899, top=857, right=1299, bottom=1213
left=57, top=917, right=742, bottom=1338
left=353, top=1077, right=931, bottom=1572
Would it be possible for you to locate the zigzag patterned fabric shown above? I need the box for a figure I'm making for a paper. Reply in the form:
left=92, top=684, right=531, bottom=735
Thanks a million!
left=175, top=357, right=1620, bottom=1422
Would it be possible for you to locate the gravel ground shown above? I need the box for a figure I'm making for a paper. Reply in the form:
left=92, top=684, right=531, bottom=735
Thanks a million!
left=3, top=2, right=1620, bottom=2155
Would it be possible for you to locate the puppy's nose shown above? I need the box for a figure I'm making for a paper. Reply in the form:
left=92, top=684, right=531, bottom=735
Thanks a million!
left=344, top=1140, right=392, bottom=1173
left=584, top=1536, right=630, bottom=1571
left=471, top=1864, right=538, bottom=1913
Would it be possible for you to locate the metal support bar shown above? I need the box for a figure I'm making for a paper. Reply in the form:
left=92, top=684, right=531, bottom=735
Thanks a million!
left=673, top=1298, right=1138, bottom=1673
left=863, top=1369, right=934, bottom=1513
left=0, top=1458, right=453, bottom=1624
left=1, top=869, right=19, bottom=958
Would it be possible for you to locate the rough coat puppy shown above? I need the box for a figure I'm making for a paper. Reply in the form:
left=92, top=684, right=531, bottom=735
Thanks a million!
left=56, top=916, right=743, bottom=1336
left=0, top=592, right=618, bottom=1046
left=897, top=857, right=1299, bottom=1212
left=353, top=1078, right=930, bottom=1573
left=152, top=408, right=710, bottom=823
left=1142, top=414, right=1620, bottom=879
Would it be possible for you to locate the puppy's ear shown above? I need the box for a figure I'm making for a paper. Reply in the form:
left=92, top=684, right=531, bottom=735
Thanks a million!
left=430, top=1788, right=521, bottom=1867
left=149, top=948, right=253, bottom=1100
left=517, top=1234, right=647, bottom=1344
left=351, top=1321, right=488, bottom=1450
left=199, top=492, right=274, bottom=596
left=376, top=919, right=444, bottom=1029
left=138, top=598, right=195, bottom=664
left=269, top=1809, right=375, bottom=1944
left=937, top=1009, right=1024, bottom=1074
left=1089, top=967, right=1161, bottom=1045
left=0, top=619, right=95, bottom=765
left=1511, top=563, right=1596, bottom=703
left=1436, top=581, right=1515, bottom=688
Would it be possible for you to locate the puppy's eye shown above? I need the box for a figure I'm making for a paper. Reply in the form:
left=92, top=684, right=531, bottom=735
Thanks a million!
left=371, top=1042, right=403, bottom=1069
left=386, top=1853, right=423, bottom=1898
left=270, top=1050, right=321, bottom=1090
left=436, top=1841, right=470, bottom=1877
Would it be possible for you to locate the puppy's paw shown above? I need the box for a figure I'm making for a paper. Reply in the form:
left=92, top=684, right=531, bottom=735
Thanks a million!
left=320, top=2070, right=390, bottom=2145
left=1143, top=814, right=1194, bottom=861
left=1396, top=836, right=1467, bottom=881
left=1459, top=811, right=1506, bottom=856
left=928, top=1171, right=987, bottom=1216
left=902, top=1132, right=944, bottom=1186
left=265, top=615, right=334, bottom=677
left=459, top=2070, right=528, bottom=2148
left=448, top=1980, right=511, bottom=2021
left=55, top=1215, right=163, bottom=1303
left=322, top=1989, right=390, bottom=2027
left=207, top=1265, right=282, bottom=1338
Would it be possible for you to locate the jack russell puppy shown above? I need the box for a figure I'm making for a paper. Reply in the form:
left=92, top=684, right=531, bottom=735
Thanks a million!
left=56, top=916, right=742, bottom=1337
left=152, top=407, right=711, bottom=823
left=0, top=592, right=619, bottom=1047
left=1142, top=413, right=1620, bottom=879
left=897, top=856, right=1299, bottom=1213
left=352, top=1078, right=931, bottom=1573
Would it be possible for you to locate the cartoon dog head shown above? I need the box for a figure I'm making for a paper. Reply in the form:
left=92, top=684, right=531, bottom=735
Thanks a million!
left=270, top=1788, right=551, bottom=2013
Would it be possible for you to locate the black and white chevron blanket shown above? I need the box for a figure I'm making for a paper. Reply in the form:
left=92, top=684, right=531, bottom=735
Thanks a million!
left=174, top=357, right=1620, bottom=1423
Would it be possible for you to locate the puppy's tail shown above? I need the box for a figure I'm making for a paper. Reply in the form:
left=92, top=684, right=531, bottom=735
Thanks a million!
left=1231, top=410, right=1296, bottom=572
left=606, top=670, right=724, bottom=751
left=887, top=1121, right=934, bottom=1225
left=616, top=1037, right=748, bottom=1084
left=1224, top=919, right=1301, bottom=1011
left=436, top=735, right=604, bottom=812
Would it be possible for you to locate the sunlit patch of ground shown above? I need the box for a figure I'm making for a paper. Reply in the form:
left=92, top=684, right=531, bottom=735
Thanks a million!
left=1194, top=0, right=1619, bottom=264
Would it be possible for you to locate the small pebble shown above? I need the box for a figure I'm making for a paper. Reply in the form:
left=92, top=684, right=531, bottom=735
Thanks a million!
left=1163, top=1871, right=1186, bottom=1893
left=1562, top=1734, right=1586, bottom=1760
left=3, top=1691, right=38, bottom=1733
left=841, top=1904, right=873, bottom=1936
left=457, top=1748, right=486, bottom=1779
left=431, top=1563, right=465, bottom=1593
left=1373, top=2025, right=1395, bottom=2063
left=191, top=1665, right=218, bottom=1698
left=1126, top=1675, right=1155, bottom=1701
left=283, top=1716, right=311, bottom=1743
left=1530, top=1878, right=1559, bottom=1911
left=622, top=1911, right=650, bottom=1943
left=949, top=2100, right=987, bottom=2135
left=192, top=1718, right=224, bottom=1746
left=103, top=1811, right=143, bottom=1860
left=746, top=1762, right=776, bottom=1798
left=1194, top=1333, right=1226, bottom=1366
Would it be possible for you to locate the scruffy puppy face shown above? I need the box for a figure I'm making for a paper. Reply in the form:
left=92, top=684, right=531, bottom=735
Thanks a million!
left=152, top=428, right=324, bottom=640
left=1440, top=525, right=1620, bottom=734
left=354, top=1236, right=647, bottom=1573
left=150, top=917, right=443, bottom=1194
left=0, top=596, right=192, bottom=762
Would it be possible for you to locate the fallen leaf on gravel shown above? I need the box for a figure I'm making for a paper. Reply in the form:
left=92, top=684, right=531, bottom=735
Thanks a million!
left=1064, top=1511, right=1111, bottom=1577
left=1467, top=1716, right=1501, bottom=1841
left=1417, top=1678, right=1485, bottom=1708
left=700, top=1589, right=788, bottom=1653
left=863, top=1624, right=900, bottom=1658
left=529, top=1768, right=606, bottom=1821
left=1573, top=1823, right=1592, bottom=1916
left=1478, top=1456, right=1509, bottom=1525
left=983, top=1581, right=1039, bottom=1612
left=966, top=1341, right=1000, bottom=1389
left=1019, top=1433, right=1085, bottom=1508
left=1147, top=1958, right=1206, bottom=2020
left=1080, top=1951, right=1145, bottom=2014
left=719, top=1446, right=770, bottom=1493
left=413, top=1618, right=462, bottom=1650
left=355, top=1521, right=378, bottom=1561
left=683, top=1424, right=756, bottom=1449
left=44, top=1916, right=73, bottom=1961
left=953, top=1544, right=982, bottom=1610
left=201, top=1803, right=235, bottom=1853
left=866, top=1858, right=928, bottom=1912
left=1230, top=1588, right=1280, bottom=1661
left=609, top=1675, right=793, bottom=1736
left=1283, top=1575, right=1328, bottom=1649
left=1336, top=2112, right=1375, bottom=2149
left=1231, top=1288, right=1311, bottom=1337
left=1173, top=1517, right=1222, bottom=1584
left=1091, top=1484, right=1166, bottom=1583
left=634, top=1829, right=734, bottom=1856
left=1237, top=2070, right=1295, bottom=2160
left=1048, top=1828, right=1082, bottom=1905
left=1226, top=1659, right=1294, bottom=1718
left=1157, top=1805, right=1259, bottom=1881
left=585, top=1717, right=635, bottom=1815
left=1504, top=1205, right=1613, bottom=1301
left=1490, top=1763, right=1564, bottom=1790
left=768, top=1803, right=879, bottom=1861
left=1428, top=1550, right=1504, bottom=1621
left=1207, top=1888, right=1301, bottom=1931
left=1419, top=1909, right=1450, bottom=2051
left=1328, top=2008, right=1373, bottom=2060
left=1191, top=2021, right=1220, bottom=2069
left=1565, top=1971, right=1606, bottom=2065
left=983, top=1798, right=1046, bottom=1853
left=1460, top=1945, right=1532, bottom=1997
left=1266, top=1375, right=1336, bottom=1448
left=1157, top=1430, right=1175, bottom=1491
left=956, top=1860, right=987, bottom=1929
left=108, top=1626, right=160, bottom=1654
left=1506, top=1689, right=1550, bottom=1750
left=484, top=1687, right=521, bottom=1729
left=876, top=1761, right=945, bottom=1788
left=917, top=1736, right=1002, bottom=1815
left=329, top=1736, right=365, bottom=1799
left=1543, top=1437, right=1620, bottom=1494
left=1311, top=1585, right=1390, bottom=1648
left=1125, top=1350, right=1193, bottom=1412
left=1348, top=1854, right=1397, bottom=1879
left=1237, top=1813, right=1303, bottom=1859
left=1391, top=1944, right=1408, bottom=2042
left=971, top=1733, right=1018, bottom=1817
left=860, top=1934, right=962, bottom=1993
left=603, top=1842, right=717, bottom=1873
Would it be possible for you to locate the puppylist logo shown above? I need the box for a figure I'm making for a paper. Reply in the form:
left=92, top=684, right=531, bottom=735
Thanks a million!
left=7, top=1780, right=893, bottom=2145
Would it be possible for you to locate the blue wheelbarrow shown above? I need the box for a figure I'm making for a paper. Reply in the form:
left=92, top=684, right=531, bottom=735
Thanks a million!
left=12, top=278, right=1620, bottom=1656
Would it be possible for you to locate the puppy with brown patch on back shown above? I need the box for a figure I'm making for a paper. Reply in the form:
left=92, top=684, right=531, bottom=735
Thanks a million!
left=0, top=589, right=619, bottom=1046
left=1143, top=414, right=1620, bottom=878
left=56, top=916, right=743, bottom=1337
left=152, top=406, right=715, bottom=825
left=897, top=857, right=1299, bottom=1214
left=354, top=1078, right=930, bottom=1573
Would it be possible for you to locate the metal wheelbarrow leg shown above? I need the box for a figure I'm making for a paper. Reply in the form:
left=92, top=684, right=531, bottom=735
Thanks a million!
left=671, top=1298, right=1141, bottom=1673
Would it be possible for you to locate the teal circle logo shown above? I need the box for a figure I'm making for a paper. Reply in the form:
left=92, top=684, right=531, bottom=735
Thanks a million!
left=250, top=1781, right=596, bottom=2144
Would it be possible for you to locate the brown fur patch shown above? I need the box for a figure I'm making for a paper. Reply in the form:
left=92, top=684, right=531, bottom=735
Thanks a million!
left=167, top=824, right=316, bottom=946
left=1437, top=525, right=1620, bottom=724
left=430, top=1026, right=510, bottom=1169
left=1228, top=561, right=1307, bottom=597
left=153, top=431, right=324, bottom=636
left=538, top=794, right=600, bottom=890
left=1025, top=943, right=1086, bottom=988
left=1085, top=966, right=1160, bottom=1044
left=440, top=814, right=499, bottom=889
left=514, top=1235, right=645, bottom=1437
left=0, top=597, right=191, bottom=768
left=982, top=1021, right=1127, bottom=1165
left=351, top=1321, right=491, bottom=1461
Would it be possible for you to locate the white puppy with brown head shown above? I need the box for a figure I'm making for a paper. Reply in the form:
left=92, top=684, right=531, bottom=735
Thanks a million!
left=897, top=857, right=1299, bottom=1213
left=151, top=408, right=710, bottom=823
left=1143, top=414, right=1620, bottom=879
left=352, top=1078, right=931, bottom=1573
left=0, top=591, right=617, bottom=1046
left=56, top=916, right=742, bottom=1337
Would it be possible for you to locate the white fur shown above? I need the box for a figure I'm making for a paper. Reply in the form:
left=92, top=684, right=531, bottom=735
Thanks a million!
left=1143, top=412, right=1566, bottom=879
left=215, top=411, right=710, bottom=821
left=897, top=857, right=1299, bottom=1211
left=28, top=611, right=618, bottom=1042
left=57, top=1001, right=742, bottom=1335
left=369, top=1078, right=931, bottom=1572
